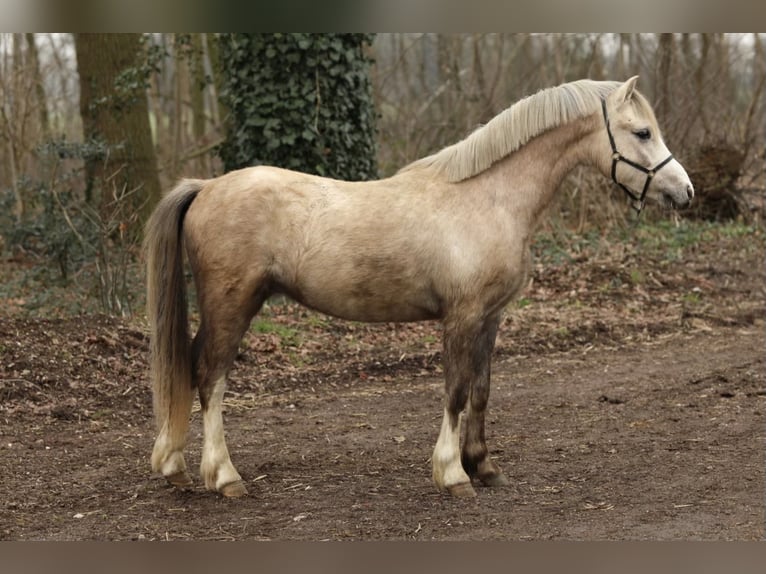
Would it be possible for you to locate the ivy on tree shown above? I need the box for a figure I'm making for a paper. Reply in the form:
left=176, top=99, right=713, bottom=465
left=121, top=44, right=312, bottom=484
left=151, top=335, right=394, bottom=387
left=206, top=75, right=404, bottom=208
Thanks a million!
left=218, top=34, right=378, bottom=181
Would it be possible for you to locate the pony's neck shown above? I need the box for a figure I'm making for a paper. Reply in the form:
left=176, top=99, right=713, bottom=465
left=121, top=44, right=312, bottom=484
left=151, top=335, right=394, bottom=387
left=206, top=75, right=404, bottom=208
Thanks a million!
left=481, top=112, right=603, bottom=226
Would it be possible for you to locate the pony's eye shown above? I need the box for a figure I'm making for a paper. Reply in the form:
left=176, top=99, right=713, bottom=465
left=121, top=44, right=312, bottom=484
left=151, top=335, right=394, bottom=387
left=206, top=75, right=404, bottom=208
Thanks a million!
left=633, top=128, right=651, bottom=141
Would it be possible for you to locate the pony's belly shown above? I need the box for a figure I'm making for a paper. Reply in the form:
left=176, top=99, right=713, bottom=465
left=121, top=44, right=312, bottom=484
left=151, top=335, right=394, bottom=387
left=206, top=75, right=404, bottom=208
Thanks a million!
left=289, top=287, right=441, bottom=324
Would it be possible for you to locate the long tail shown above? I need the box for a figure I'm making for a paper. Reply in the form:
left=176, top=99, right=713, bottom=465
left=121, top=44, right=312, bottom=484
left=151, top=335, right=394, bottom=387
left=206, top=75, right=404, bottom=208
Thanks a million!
left=144, top=179, right=204, bottom=462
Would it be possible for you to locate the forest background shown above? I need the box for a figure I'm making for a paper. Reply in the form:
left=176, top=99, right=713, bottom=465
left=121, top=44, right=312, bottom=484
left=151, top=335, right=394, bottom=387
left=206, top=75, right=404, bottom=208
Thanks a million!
left=0, top=33, right=763, bottom=317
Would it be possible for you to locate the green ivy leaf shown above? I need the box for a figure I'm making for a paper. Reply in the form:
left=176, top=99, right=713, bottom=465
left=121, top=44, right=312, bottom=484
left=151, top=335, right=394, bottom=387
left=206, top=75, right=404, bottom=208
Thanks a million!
left=218, top=33, right=377, bottom=181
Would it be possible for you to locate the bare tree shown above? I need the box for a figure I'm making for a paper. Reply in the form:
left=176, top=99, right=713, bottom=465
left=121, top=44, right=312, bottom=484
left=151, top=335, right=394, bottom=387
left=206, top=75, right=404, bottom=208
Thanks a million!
left=0, top=33, right=44, bottom=221
left=74, top=33, right=161, bottom=221
left=25, top=34, right=49, bottom=141
left=656, top=33, right=675, bottom=126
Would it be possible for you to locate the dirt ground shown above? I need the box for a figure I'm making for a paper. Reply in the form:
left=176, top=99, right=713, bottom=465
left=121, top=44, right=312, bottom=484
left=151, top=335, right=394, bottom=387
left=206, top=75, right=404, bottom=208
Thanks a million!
left=1, top=223, right=763, bottom=540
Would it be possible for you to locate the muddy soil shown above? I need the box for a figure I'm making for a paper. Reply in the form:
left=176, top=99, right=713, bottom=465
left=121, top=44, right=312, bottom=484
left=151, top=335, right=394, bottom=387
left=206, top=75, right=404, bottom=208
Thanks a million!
left=1, top=226, right=763, bottom=540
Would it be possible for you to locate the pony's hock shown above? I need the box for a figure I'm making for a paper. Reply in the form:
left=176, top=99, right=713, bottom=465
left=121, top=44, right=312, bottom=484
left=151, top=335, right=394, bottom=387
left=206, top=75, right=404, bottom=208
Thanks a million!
left=145, top=77, right=693, bottom=498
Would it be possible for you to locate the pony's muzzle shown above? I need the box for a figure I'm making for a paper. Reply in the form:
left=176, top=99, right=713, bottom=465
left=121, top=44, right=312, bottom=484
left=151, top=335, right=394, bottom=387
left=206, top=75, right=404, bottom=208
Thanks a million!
left=665, top=183, right=694, bottom=209
left=677, top=183, right=694, bottom=207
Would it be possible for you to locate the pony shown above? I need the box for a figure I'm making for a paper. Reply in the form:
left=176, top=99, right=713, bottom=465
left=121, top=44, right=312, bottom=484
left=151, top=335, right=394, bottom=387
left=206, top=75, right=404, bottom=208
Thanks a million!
left=145, top=76, right=693, bottom=498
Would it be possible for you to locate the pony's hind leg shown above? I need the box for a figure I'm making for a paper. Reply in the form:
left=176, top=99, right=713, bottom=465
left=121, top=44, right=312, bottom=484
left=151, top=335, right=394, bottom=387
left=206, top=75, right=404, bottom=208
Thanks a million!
left=199, top=372, right=247, bottom=497
left=151, top=384, right=194, bottom=489
left=194, top=289, right=266, bottom=497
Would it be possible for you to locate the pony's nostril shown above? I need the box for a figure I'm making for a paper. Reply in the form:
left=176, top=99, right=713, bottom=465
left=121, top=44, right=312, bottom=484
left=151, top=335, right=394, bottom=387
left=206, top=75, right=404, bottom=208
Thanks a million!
left=686, top=185, right=694, bottom=201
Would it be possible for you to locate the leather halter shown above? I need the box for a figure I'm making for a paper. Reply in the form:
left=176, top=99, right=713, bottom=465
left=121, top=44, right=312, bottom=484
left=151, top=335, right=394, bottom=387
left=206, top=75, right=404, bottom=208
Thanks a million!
left=601, top=99, right=674, bottom=216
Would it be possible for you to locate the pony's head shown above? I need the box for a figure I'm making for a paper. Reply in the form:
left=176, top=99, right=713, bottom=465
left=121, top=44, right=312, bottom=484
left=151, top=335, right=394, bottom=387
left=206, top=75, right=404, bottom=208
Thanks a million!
left=601, top=76, right=694, bottom=212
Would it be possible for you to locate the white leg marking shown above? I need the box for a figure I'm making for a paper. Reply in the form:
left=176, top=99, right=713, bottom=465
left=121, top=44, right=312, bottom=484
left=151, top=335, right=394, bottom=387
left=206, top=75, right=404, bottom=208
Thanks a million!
left=151, top=423, right=187, bottom=476
left=432, top=408, right=470, bottom=490
left=200, top=378, right=242, bottom=491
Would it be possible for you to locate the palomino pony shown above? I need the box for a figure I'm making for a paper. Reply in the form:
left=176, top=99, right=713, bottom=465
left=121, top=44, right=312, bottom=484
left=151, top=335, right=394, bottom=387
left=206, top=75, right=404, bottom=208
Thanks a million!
left=145, top=76, right=693, bottom=498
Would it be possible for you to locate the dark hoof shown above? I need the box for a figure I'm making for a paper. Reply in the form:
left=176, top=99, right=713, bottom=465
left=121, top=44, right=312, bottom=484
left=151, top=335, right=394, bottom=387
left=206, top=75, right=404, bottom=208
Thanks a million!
left=220, top=480, right=248, bottom=498
left=165, top=471, right=193, bottom=490
left=447, top=482, right=477, bottom=498
left=479, top=473, right=510, bottom=487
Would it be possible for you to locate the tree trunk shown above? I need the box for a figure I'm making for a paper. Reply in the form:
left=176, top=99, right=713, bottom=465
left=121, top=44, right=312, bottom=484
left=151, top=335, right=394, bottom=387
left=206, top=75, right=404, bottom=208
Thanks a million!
left=170, top=34, right=186, bottom=181
left=617, top=33, right=631, bottom=78
left=4, top=34, right=24, bottom=220
left=25, top=33, right=50, bottom=140
left=697, top=34, right=712, bottom=136
left=73, top=33, right=161, bottom=223
left=656, top=33, right=674, bottom=126
left=587, top=34, right=605, bottom=80
left=205, top=33, right=226, bottom=128
left=189, top=35, right=207, bottom=136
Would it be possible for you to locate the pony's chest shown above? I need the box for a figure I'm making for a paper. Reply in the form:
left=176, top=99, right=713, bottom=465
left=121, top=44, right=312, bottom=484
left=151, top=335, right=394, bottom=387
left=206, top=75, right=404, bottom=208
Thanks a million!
left=444, top=237, right=530, bottom=302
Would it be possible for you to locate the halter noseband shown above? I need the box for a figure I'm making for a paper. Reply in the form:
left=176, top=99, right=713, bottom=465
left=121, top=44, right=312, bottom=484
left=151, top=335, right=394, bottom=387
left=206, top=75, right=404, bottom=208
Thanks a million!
left=601, top=98, right=674, bottom=216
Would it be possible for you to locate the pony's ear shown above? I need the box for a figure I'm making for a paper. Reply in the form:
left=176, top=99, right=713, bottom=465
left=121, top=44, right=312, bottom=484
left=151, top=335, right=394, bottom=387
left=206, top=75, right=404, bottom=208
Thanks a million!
left=613, top=75, right=639, bottom=105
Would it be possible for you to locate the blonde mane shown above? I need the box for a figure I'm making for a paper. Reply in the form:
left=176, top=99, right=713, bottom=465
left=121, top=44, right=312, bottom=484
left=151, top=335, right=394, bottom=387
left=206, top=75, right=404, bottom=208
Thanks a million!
left=400, top=79, right=631, bottom=183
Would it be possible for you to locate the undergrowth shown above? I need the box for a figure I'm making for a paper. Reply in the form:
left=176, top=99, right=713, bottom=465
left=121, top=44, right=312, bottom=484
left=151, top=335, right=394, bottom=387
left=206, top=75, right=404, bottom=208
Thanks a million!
left=0, top=139, right=145, bottom=317
left=531, top=219, right=762, bottom=267
left=1, top=219, right=761, bottom=320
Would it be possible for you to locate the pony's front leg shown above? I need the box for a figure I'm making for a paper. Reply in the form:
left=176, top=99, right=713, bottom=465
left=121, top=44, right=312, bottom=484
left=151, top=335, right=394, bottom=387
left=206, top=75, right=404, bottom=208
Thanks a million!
left=432, top=314, right=508, bottom=497
left=432, top=315, right=496, bottom=497
left=461, top=315, right=509, bottom=488
left=433, top=407, right=474, bottom=497
left=199, top=375, right=247, bottom=497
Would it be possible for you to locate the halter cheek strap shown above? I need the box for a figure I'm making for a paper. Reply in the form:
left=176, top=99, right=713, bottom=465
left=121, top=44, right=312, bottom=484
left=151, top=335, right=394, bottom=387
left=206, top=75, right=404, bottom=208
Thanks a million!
left=601, top=99, right=674, bottom=216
